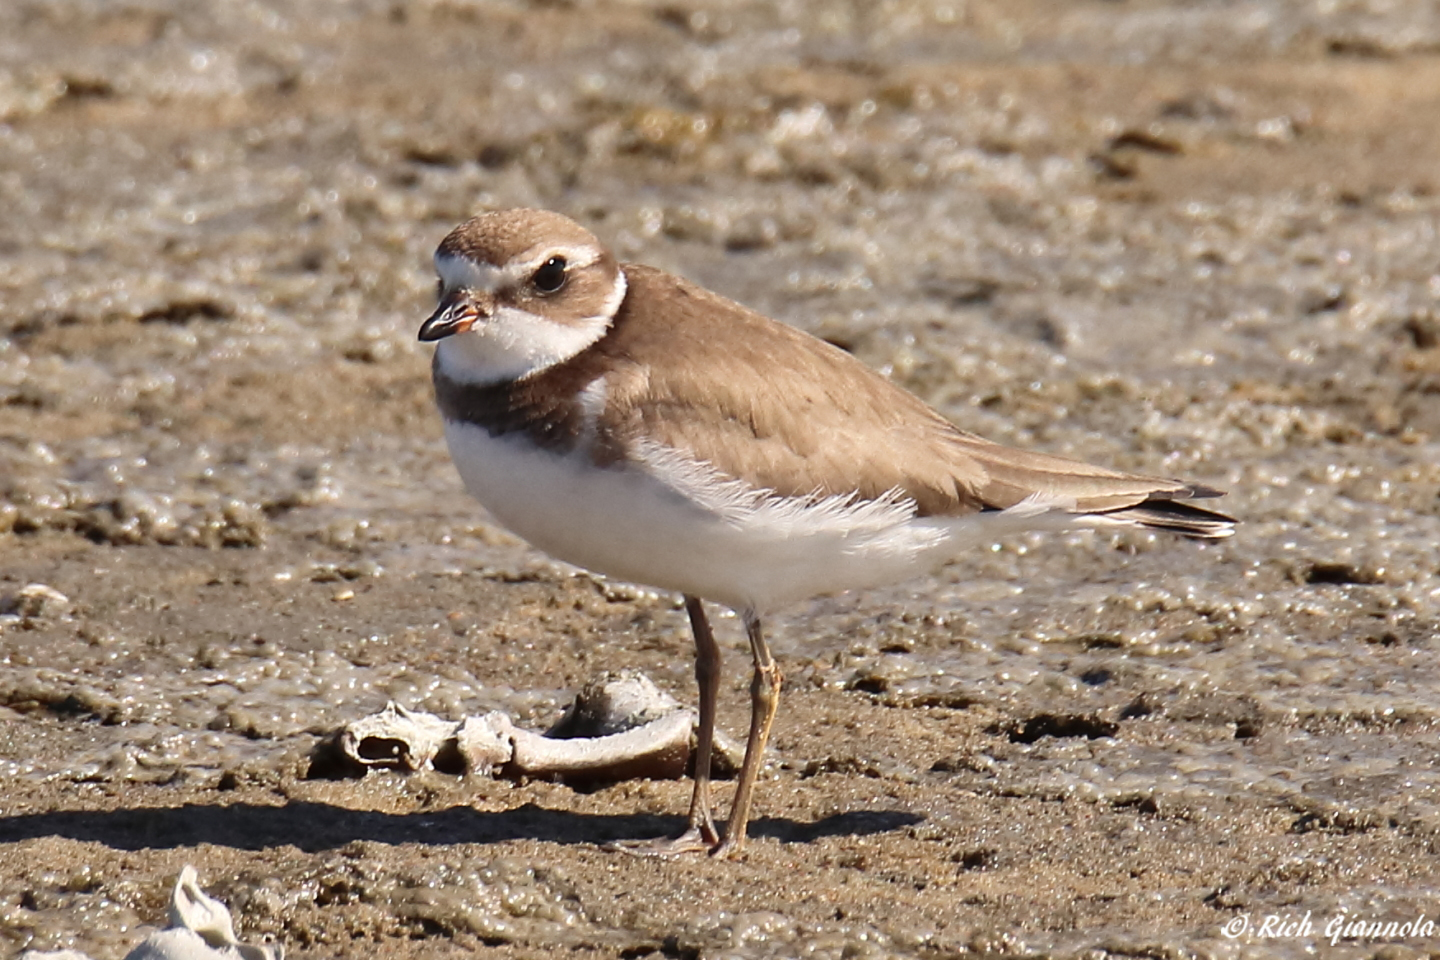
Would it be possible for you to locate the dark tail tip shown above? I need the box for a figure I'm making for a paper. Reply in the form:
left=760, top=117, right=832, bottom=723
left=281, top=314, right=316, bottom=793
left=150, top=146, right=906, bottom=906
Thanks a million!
left=1106, top=498, right=1237, bottom=539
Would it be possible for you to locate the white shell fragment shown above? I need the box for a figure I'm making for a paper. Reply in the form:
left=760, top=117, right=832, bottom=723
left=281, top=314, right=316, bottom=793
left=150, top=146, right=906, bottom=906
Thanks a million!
left=334, top=671, right=741, bottom=783
left=124, top=865, right=282, bottom=960
left=0, top=582, right=72, bottom=623
left=19, top=866, right=281, bottom=960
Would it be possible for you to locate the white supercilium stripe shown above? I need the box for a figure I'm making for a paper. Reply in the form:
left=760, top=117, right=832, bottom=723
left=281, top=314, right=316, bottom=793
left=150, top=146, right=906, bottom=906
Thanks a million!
left=435, top=253, right=503, bottom=294
left=434, top=245, right=610, bottom=295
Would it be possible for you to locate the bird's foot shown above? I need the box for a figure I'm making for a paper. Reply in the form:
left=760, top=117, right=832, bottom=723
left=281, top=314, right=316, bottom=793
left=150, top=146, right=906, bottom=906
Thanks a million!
left=606, top=823, right=732, bottom=859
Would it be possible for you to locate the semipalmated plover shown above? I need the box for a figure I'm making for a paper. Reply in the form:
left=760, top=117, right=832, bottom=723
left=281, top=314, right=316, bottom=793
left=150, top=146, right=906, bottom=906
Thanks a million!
left=418, top=208, right=1234, bottom=859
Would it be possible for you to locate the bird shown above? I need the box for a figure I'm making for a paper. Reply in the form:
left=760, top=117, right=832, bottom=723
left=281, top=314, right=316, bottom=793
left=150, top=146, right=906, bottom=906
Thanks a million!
left=416, top=207, right=1235, bottom=859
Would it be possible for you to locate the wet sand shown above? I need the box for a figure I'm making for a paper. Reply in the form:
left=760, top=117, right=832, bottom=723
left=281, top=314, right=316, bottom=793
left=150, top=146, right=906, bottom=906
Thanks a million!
left=2, top=1, right=1440, bottom=957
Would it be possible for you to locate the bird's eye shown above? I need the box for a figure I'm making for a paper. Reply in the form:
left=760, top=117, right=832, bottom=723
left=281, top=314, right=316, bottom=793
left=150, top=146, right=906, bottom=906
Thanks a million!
left=532, top=256, right=567, bottom=294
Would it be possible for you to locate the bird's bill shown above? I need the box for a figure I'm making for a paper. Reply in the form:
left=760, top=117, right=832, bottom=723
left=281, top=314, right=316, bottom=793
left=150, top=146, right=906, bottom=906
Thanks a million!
left=418, top=291, right=485, bottom=341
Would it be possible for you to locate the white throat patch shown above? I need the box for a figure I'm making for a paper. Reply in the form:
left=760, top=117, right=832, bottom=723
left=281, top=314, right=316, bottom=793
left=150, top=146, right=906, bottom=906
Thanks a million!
left=434, top=270, right=626, bottom=385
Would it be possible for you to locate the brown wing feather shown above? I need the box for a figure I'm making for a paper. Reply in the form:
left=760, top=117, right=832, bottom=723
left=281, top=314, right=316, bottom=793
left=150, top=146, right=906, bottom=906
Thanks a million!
left=594, top=266, right=1227, bottom=526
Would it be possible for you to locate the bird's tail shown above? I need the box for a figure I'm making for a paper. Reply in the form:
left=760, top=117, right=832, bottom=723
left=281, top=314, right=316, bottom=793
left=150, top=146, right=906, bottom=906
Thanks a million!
left=986, top=482, right=1236, bottom=539
left=1089, top=491, right=1236, bottom=539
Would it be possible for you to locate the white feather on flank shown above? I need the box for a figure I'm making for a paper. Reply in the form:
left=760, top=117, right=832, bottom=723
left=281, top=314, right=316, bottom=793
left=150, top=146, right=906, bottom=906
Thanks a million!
left=635, top=440, right=1096, bottom=540
left=997, top=490, right=1079, bottom=518
left=632, top=437, right=921, bottom=546
left=435, top=304, right=612, bottom=384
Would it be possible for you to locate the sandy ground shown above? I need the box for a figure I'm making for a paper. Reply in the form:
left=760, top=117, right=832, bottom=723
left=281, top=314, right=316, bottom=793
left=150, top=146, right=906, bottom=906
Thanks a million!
left=3, top=0, right=1440, bottom=957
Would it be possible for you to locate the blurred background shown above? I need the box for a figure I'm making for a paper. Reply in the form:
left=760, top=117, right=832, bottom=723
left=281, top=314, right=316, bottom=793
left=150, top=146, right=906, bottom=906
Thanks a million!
left=2, top=1, right=1439, bottom=958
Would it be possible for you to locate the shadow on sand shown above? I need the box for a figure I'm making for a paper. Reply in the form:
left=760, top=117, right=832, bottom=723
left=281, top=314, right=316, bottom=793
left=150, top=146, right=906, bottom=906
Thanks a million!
left=0, top=800, right=922, bottom=852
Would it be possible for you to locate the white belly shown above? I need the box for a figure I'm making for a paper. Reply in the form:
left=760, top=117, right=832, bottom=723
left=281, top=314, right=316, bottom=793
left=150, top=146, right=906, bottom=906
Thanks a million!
left=441, top=421, right=1003, bottom=613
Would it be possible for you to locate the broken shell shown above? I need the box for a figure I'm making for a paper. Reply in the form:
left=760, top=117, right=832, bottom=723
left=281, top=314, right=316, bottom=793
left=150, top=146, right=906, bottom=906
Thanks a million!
left=454, top=711, right=518, bottom=776
left=337, top=702, right=456, bottom=772
left=0, top=582, right=72, bottom=620
left=20, top=866, right=283, bottom=960
left=325, top=671, right=742, bottom=784
left=546, top=671, right=683, bottom=738
left=511, top=709, right=694, bottom=782
left=123, top=864, right=282, bottom=960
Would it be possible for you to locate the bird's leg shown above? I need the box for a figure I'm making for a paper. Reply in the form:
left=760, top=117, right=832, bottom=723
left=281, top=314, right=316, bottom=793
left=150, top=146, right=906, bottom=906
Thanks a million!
left=608, top=594, right=723, bottom=857
left=682, top=595, right=723, bottom=846
left=711, top=610, right=781, bottom=860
